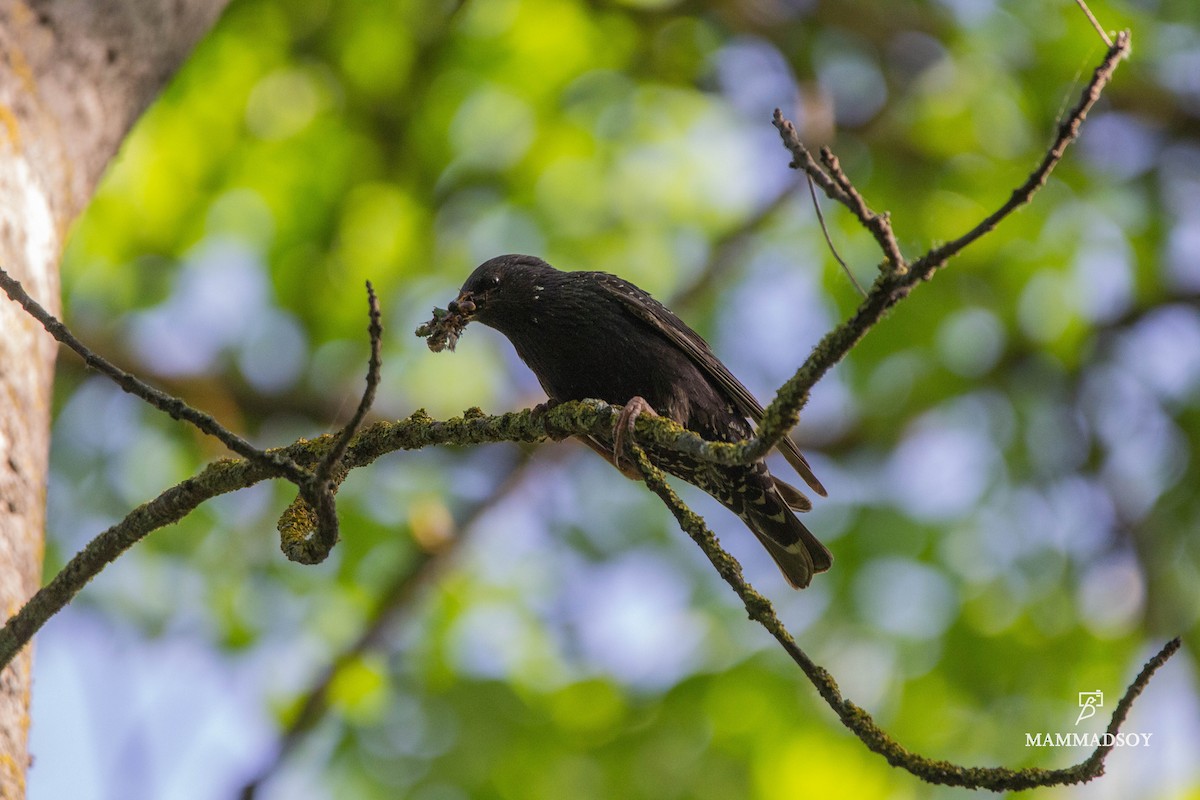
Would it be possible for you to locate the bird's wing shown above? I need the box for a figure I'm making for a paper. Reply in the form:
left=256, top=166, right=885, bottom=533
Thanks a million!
left=595, top=274, right=826, bottom=497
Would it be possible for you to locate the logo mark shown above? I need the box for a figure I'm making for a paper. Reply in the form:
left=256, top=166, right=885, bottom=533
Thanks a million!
left=1076, top=691, right=1104, bottom=725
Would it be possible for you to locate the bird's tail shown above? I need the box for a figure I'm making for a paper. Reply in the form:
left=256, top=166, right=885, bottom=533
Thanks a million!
left=744, top=504, right=832, bottom=590
left=649, top=448, right=832, bottom=589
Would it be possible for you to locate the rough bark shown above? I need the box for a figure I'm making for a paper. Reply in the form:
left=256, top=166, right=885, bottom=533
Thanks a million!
left=0, top=0, right=228, bottom=795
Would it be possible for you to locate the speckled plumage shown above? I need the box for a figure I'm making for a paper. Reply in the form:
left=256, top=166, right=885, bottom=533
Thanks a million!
left=446, top=253, right=831, bottom=588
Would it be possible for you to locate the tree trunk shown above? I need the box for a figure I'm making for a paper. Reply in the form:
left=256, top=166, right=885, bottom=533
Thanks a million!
left=0, top=1, right=228, bottom=794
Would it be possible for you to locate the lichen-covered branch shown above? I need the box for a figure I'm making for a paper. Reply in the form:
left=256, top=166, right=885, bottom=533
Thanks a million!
left=628, top=441, right=1180, bottom=790
left=0, top=266, right=309, bottom=484
left=0, top=268, right=399, bottom=572
left=0, top=399, right=615, bottom=669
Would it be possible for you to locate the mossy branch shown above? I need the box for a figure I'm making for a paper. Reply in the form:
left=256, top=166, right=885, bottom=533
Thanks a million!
left=0, top=399, right=623, bottom=668
left=628, top=441, right=1179, bottom=791
left=0, top=271, right=395, bottom=571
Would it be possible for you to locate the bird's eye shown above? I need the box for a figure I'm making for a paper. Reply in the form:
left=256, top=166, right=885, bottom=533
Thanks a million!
left=490, top=275, right=501, bottom=286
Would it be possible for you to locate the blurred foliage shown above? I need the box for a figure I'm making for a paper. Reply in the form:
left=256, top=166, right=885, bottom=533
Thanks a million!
left=31, top=0, right=1200, bottom=798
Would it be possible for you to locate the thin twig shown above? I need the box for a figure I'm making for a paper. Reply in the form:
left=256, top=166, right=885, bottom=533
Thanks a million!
left=298, top=281, right=385, bottom=561
left=0, top=266, right=309, bottom=484
left=805, top=172, right=867, bottom=298
left=918, top=31, right=1130, bottom=271
left=819, top=147, right=907, bottom=274
left=315, top=281, right=383, bottom=481
left=771, top=113, right=906, bottom=274
left=1075, top=0, right=1113, bottom=47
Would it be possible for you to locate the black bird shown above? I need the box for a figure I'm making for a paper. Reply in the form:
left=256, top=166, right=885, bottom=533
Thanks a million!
left=435, top=254, right=831, bottom=588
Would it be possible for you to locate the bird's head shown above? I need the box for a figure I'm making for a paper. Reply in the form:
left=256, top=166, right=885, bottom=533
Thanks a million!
left=417, top=254, right=565, bottom=351
left=449, top=254, right=560, bottom=330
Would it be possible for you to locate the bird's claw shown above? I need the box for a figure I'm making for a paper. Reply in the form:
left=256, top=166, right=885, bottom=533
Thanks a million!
left=613, top=396, right=658, bottom=470
left=530, top=399, right=560, bottom=420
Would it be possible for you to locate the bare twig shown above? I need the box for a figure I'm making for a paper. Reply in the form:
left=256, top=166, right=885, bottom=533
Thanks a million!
left=1075, top=0, right=1113, bottom=47
left=316, top=281, right=384, bottom=480
left=819, top=147, right=907, bottom=274
left=919, top=31, right=1130, bottom=271
left=805, top=172, right=867, bottom=298
left=771, top=112, right=906, bottom=273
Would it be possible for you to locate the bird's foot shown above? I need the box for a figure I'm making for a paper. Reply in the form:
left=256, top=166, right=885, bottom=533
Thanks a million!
left=530, top=398, right=560, bottom=420
left=613, top=396, right=658, bottom=470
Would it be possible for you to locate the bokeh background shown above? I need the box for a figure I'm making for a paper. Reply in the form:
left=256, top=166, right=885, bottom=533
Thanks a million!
left=26, top=0, right=1200, bottom=798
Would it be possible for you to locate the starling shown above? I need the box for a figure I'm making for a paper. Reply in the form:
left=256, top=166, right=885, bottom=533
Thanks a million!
left=423, top=254, right=831, bottom=588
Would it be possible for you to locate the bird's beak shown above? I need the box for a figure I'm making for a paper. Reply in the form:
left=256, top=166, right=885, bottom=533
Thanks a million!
left=448, top=290, right=478, bottom=318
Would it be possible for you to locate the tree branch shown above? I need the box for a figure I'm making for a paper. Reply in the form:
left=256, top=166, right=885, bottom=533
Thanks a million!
left=278, top=282, right=384, bottom=564
left=919, top=30, right=1131, bottom=270
left=628, top=441, right=1180, bottom=790
left=0, top=399, right=617, bottom=669
left=733, top=29, right=1133, bottom=468
left=0, top=266, right=308, bottom=484
left=771, top=112, right=906, bottom=273
left=0, top=269, right=395, bottom=571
